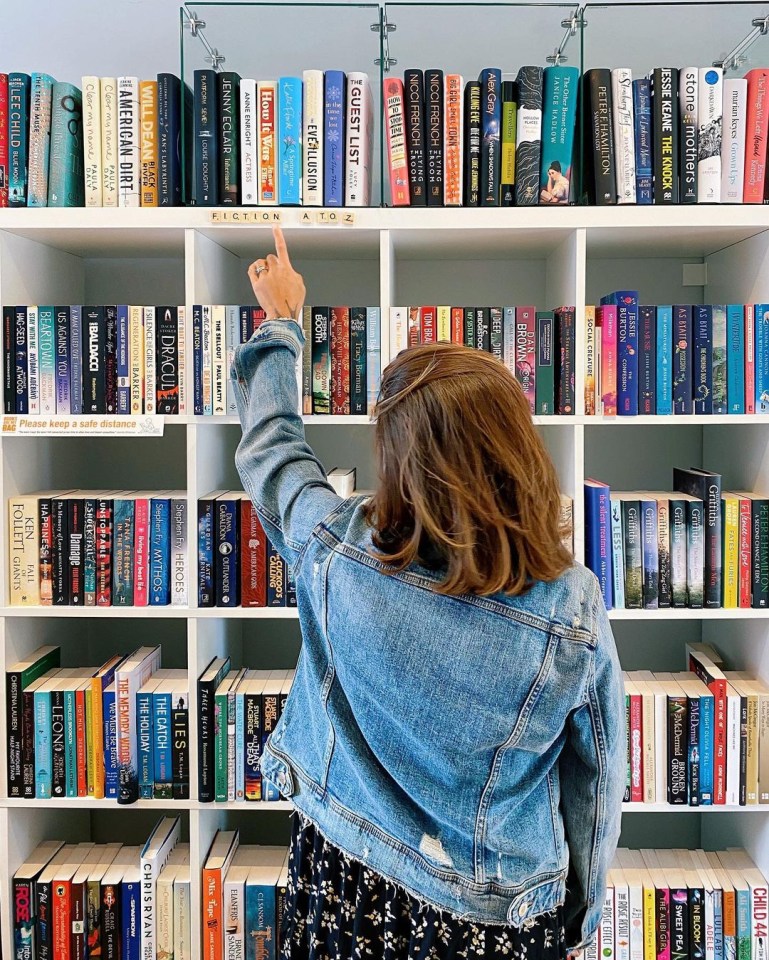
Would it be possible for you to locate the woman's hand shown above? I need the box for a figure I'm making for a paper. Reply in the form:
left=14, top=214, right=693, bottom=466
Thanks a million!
left=247, top=226, right=306, bottom=322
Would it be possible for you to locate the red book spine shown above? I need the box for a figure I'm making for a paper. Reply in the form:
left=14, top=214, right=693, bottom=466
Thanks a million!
left=746, top=305, right=756, bottom=414
left=0, top=74, right=8, bottom=207
left=76, top=686, right=87, bottom=796
left=40, top=499, right=53, bottom=605
left=133, top=497, right=150, bottom=605
left=330, top=307, right=350, bottom=414
left=743, top=69, right=769, bottom=203
left=241, top=497, right=267, bottom=607
left=251, top=307, right=266, bottom=337
left=451, top=307, right=464, bottom=345
left=444, top=75, right=463, bottom=206
left=515, top=306, right=536, bottom=414
left=630, top=693, right=643, bottom=802
left=739, top=497, right=752, bottom=608
left=408, top=307, right=421, bottom=346
left=53, top=879, right=72, bottom=960
left=420, top=306, right=436, bottom=344
left=383, top=77, right=410, bottom=207
left=597, top=304, right=618, bottom=416
left=95, top=499, right=112, bottom=606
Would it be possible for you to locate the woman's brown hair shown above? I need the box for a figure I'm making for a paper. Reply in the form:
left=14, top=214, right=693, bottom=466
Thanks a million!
left=363, top=342, right=572, bottom=596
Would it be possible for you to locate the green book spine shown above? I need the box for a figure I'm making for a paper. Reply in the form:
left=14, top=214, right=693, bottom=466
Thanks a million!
left=214, top=689, right=228, bottom=801
left=6, top=646, right=61, bottom=797
left=535, top=311, right=554, bottom=415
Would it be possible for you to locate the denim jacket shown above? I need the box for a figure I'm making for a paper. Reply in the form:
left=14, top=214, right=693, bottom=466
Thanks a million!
left=232, top=319, right=626, bottom=949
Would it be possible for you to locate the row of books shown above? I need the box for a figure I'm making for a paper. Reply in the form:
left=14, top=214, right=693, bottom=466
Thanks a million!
left=585, top=469, right=769, bottom=611
left=584, top=294, right=769, bottom=417
left=591, top=847, right=769, bottom=960
left=2, top=304, right=187, bottom=416
left=583, top=66, right=769, bottom=206
left=624, top=645, right=769, bottom=806
left=0, top=73, right=188, bottom=208
left=384, top=66, right=579, bottom=207
left=8, top=491, right=188, bottom=607
left=388, top=305, right=576, bottom=415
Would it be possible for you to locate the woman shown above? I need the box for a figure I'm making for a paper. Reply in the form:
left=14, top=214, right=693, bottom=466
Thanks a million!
left=233, top=227, right=625, bottom=960
left=540, top=160, right=570, bottom=204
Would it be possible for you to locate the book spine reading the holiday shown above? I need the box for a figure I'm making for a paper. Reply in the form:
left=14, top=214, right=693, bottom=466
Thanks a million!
left=404, top=69, right=426, bottom=206
left=384, top=77, right=410, bottom=206
left=582, top=69, right=615, bottom=205
left=425, top=69, right=444, bottom=206
left=651, top=67, right=679, bottom=203
left=515, top=66, right=543, bottom=206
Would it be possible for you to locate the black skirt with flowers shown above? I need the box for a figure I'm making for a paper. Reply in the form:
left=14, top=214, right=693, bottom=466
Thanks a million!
left=281, top=813, right=567, bottom=960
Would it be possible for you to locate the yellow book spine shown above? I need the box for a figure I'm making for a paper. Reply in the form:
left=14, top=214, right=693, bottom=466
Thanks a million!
left=129, top=306, right=144, bottom=414
left=643, top=885, right=656, bottom=960
left=724, top=497, right=739, bottom=607
left=585, top=305, right=597, bottom=416
left=85, top=685, right=95, bottom=796
left=437, top=307, right=451, bottom=343
left=139, top=80, right=158, bottom=207
left=89, top=679, right=105, bottom=797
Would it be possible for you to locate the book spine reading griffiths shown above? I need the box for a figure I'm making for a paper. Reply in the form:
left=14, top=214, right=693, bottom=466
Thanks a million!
left=404, top=70, right=426, bottom=206
left=425, top=70, right=444, bottom=206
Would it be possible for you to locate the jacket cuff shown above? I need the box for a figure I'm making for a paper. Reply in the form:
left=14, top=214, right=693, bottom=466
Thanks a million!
left=249, top=318, right=305, bottom=351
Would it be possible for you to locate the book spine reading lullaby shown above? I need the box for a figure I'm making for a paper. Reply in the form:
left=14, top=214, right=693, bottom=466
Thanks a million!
left=405, top=69, right=426, bottom=206
left=480, top=68, right=501, bottom=206
left=425, top=69, right=444, bottom=206
left=515, top=66, right=543, bottom=206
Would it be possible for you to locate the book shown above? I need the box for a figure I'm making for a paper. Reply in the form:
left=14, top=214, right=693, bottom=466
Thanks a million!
left=585, top=479, right=612, bottom=609
left=651, top=68, right=679, bottom=203
left=633, top=78, right=653, bottom=203
left=139, top=80, right=158, bottom=207
left=597, top=304, right=618, bottom=416
left=116, top=77, right=140, bottom=207
left=638, top=305, right=656, bottom=415
left=193, top=70, right=219, bottom=205
left=27, top=73, right=55, bottom=207
left=501, top=80, right=517, bottom=206
left=6, top=646, right=61, bottom=796
left=479, top=68, right=501, bottom=206
left=672, top=305, right=693, bottom=415
left=583, top=69, right=616, bottom=204
left=514, top=306, right=536, bottom=413
left=444, top=73, right=463, bottom=206
left=656, top=305, right=673, bottom=415
left=198, top=656, right=231, bottom=803
left=140, top=816, right=180, bottom=960
left=344, top=73, right=373, bottom=206
left=602, top=291, right=638, bottom=417
left=100, top=78, right=118, bottom=206
left=8, top=73, right=31, bottom=206
left=203, top=831, right=240, bottom=960
left=611, top=68, right=636, bottom=205
left=744, top=69, right=769, bottom=203
left=158, top=73, right=187, bottom=206
left=116, top=646, right=161, bottom=804
left=727, top=304, right=746, bottom=414
left=698, top=67, right=723, bottom=203
left=675, top=467, right=722, bottom=609
left=278, top=76, right=301, bottom=205
left=693, top=305, right=713, bottom=415
left=722, top=78, right=748, bottom=203
left=463, top=80, right=481, bottom=206
left=303, top=69, right=323, bottom=206
left=384, top=79, right=410, bottom=205
left=311, top=306, right=331, bottom=415
left=0, top=73, right=8, bottom=207
left=425, top=69, right=444, bottom=206
left=323, top=72, right=345, bottom=207
left=712, top=305, right=727, bottom=414
left=535, top=311, right=554, bottom=416
left=515, top=66, right=543, bottom=206
left=679, top=67, right=698, bottom=204
left=218, top=72, right=240, bottom=205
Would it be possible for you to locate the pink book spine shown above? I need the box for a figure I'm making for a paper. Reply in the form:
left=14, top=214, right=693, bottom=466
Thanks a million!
left=133, top=498, right=150, bottom=606
left=515, top=306, right=536, bottom=414
left=597, top=305, right=618, bottom=416
left=746, top=305, right=756, bottom=414
left=659, top=889, right=671, bottom=960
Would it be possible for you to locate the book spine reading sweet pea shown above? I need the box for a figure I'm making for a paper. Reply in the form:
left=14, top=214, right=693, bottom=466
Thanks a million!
left=463, top=80, right=481, bottom=206
left=515, top=66, right=543, bottom=206
left=405, top=70, right=426, bottom=206
left=652, top=67, right=679, bottom=203
left=633, top=78, right=653, bottom=203
left=480, top=68, right=501, bottom=206
left=425, top=70, right=444, bottom=206
left=673, top=305, right=693, bottom=414
left=324, top=72, right=345, bottom=206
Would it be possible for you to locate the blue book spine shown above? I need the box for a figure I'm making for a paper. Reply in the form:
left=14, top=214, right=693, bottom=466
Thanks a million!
left=235, top=688, right=245, bottom=801
left=121, top=880, right=141, bottom=960
left=638, top=305, right=656, bottom=415
left=366, top=307, right=381, bottom=416
left=193, top=304, right=203, bottom=416
left=602, top=290, right=639, bottom=415
left=116, top=305, right=130, bottom=414
left=641, top=498, right=659, bottom=609
left=153, top=689, right=172, bottom=796
left=727, top=304, right=745, bottom=414
left=157, top=73, right=182, bottom=206
left=755, top=305, right=769, bottom=412
left=480, top=67, right=503, bottom=206
left=33, top=688, right=53, bottom=799
left=687, top=694, right=700, bottom=806
left=38, top=306, right=56, bottom=414
left=673, top=305, right=693, bottom=414
left=215, top=497, right=240, bottom=607
left=246, top=881, right=277, bottom=959
left=693, top=305, right=713, bottom=415
left=64, top=688, right=77, bottom=797
left=69, top=305, right=83, bottom=414
left=585, top=483, right=612, bottom=609
left=699, top=693, right=714, bottom=804
left=324, top=71, right=346, bottom=206
left=8, top=73, right=31, bottom=206
left=632, top=79, right=653, bottom=204
left=539, top=66, right=579, bottom=205
left=198, top=498, right=215, bottom=606
left=112, top=498, right=135, bottom=605
left=14, top=306, right=28, bottom=414
left=712, top=305, right=727, bottom=414
left=278, top=77, right=302, bottom=205
left=137, top=687, right=154, bottom=799
left=656, top=306, right=673, bottom=415
left=54, top=306, right=70, bottom=413
left=149, top=498, right=171, bottom=606
left=103, top=688, right=118, bottom=798
left=610, top=498, right=625, bottom=609
left=735, top=889, right=751, bottom=960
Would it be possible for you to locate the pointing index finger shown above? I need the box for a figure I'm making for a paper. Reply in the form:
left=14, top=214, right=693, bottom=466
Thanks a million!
left=273, top=225, right=291, bottom=265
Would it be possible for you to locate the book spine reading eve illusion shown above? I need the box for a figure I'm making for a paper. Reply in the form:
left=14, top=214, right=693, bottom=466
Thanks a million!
left=405, top=70, right=426, bottom=206
left=425, top=70, right=444, bottom=206
left=303, top=70, right=323, bottom=206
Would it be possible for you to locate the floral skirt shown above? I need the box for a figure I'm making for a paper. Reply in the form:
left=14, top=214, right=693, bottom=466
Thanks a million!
left=280, top=813, right=567, bottom=960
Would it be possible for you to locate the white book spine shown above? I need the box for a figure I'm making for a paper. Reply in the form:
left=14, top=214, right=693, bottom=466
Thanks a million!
left=143, top=306, right=156, bottom=415
left=27, top=306, right=39, bottom=414
left=627, top=879, right=644, bottom=960
left=225, top=306, right=239, bottom=416
left=750, top=876, right=769, bottom=960
left=129, top=305, right=144, bottom=414
left=212, top=305, right=226, bottom=416
left=721, top=78, right=748, bottom=203
left=177, top=305, right=187, bottom=415
left=641, top=692, right=655, bottom=803
left=82, top=77, right=103, bottom=207
left=171, top=497, right=188, bottom=607
left=599, top=885, right=615, bottom=960
left=389, top=307, right=407, bottom=360
left=101, top=79, right=118, bottom=206
left=726, top=692, right=740, bottom=805
left=697, top=67, right=723, bottom=203
left=345, top=73, right=374, bottom=206
left=223, top=876, right=245, bottom=960
left=303, top=69, right=324, bottom=206
left=116, top=652, right=160, bottom=802
left=175, top=874, right=192, bottom=960
left=654, top=690, right=667, bottom=802
left=240, top=79, right=258, bottom=205
left=141, top=821, right=180, bottom=960
left=611, top=68, right=636, bottom=204
left=117, top=76, right=141, bottom=207
left=202, top=305, right=213, bottom=415
left=615, top=881, right=630, bottom=960
left=704, top=886, right=716, bottom=960
left=156, top=870, right=175, bottom=960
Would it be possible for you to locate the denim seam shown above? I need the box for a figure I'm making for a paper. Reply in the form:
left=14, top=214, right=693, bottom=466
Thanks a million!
left=546, top=770, right=563, bottom=860
left=585, top=658, right=606, bottom=913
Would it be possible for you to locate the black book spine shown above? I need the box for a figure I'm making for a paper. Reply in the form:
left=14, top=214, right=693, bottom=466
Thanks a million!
left=687, top=695, right=700, bottom=805
left=68, top=498, right=84, bottom=606
left=669, top=884, right=689, bottom=960
left=156, top=305, right=179, bottom=414
left=689, top=890, right=705, bottom=960
left=51, top=686, right=66, bottom=796
left=100, top=881, right=120, bottom=960
left=197, top=497, right=216, bottom=607
left=463, top=81, right=481, bottom=206
left=668, top=694, right=688, bottom=804
left=639, top=305, right=656, bottom=414
left=404, top=70, right=427, bottom=206
left=463, top=308, right=476, bottom=349
left=584, top=69, right=616, bottom=204
left=52, top=497, right=70, bottom=605
left=157, top=73, right=182, bottom=206
left=4, top=304, right=15, bottom=413
left=198, top=677, right=215, bottom=802
left=673, top=468, right=722, bottom=608
left=218, top=72, right=240, bottom=204
left=350, top=307, right=367, bottom=415
left=489, top=307, right=503, bottom=361
left=15, top=305, right=28, bottom=414
left=13, top=876, right=35, bottom=960
left=193, top=69, right=219, bottom=205
left=104, top=305, right=117, bottom=414
left=752, top=498, right=769, bottom=608
left=267, top=538, right=286, bottom=606
left=172, top=700, right=189, bottom=799
left=239, top=306, right=250, bottom=345
left=21, top=687, right=37, bottom=797
left=679, top=69, right=697, bottom=203
left=555, top=307, right=576, bottom=415
left=652, top=67, right=679, bottom=203
left=475, top=308, right=490, bottom=353
left=480, top=69, right=502, bottom=206
left=83, top=306, right=105, bottom=414
left=514, top=66, right=544, bottom=206
left=311, top=306, right=331, bottom=415
left=425, top=70, right=444, bottom=206
left=37, top=878, right=54, bottom=960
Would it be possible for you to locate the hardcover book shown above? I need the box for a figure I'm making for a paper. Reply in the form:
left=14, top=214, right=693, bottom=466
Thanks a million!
left=193, top=70, right=219, bottom=205
left=721, top=78, right=747, bottom=203
left=278, top=76, right=302, bottom=205
left=479, top=68, right=501, bottom=206
left=444, top=73, right=464, bottom=206
left=611, top=68, right=636, bottom=205
left=48, top=83, right=84, bottom=207
left=501, top=80, right=517, bottom=206
left=139, top=79, right=158, bottom=207
left=697, top=67, right=723, bottom=203
left=582, top=69, right=616, bottom=204
left=27, top=73, right=55, bottom=207
left=303, top=69, right=323, bottom=206
left=116, top=77, right=139, bottom=208
left=744, top=69, right=769, bottom=202
left=632, top=78, right=653, bottom=203
left=425, top=69, right=444, bottom=206
left=515, top=66, right=543, bottom=205
left=344, top=73, right=373, bottom=206
left=463, top=80, right=481, bottom=206
left=679, top=67, right=698, bottom=203
left=218, top=72, right=240, bottom=205
left=8, top=73, right=31, bottom=206
left=384, top=77, right=410, bottom=206
left=651, top=68, right=679, bottom=203
left=323, top=72, right=345, bottom=206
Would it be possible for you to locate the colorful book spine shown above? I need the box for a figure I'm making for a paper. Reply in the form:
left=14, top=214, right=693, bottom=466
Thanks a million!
left=198, top=495, right=216, bottom=607
left=149, top=497, right=171, bottom=606
left=344, top=73, right=372, bottom=206
left=744, top=69, right=769, bottom=203
left=673, top=305, right=693, bottom=415
left=722, top=78, right=747, bottom=203
left=611, top=68, right=636, bottom=205
left=217, top=72, right=240, bottom=205
left=555, top=307, right=575, bottom=415
left=366, top=307, right=381, bottom=418
left=514, top=307, right=536, bottom=413
left=137, top=683, right=155, bottom=798
left=68, top=305, right=81, bottom=415
left=712, top=305, right=727, bottom=414
left=501, top=80, right=517, bottom=206
left=116, top=77, right=140, bottom=207
left=101, top=78, right=118, bottom=206
left=215, top=496, right=240, bottom=607
left=8, top=73, right=31, bottom=206
left=755, top=304, right=769, bottom=413
left=444, top=74, right=464, bottom=206
left=158, top=73, right=184, bottom=206
left=610, top=498, right=625, bottom=609
left=384, top=77, right=410, bottom=206
left=463, top=80, right=481, bottom=206
left=651, top=67, right=679, bottom=203
left=727, top=304, right=745, bottom=414
left=54, top=306, right=69, bottom=413
left=350, top=307, right=367, bottom=415
left=535, top=311, right=554, bottom=415
left=278, top=76, right=302, bottom=205
left=585, top=481, right=612, bottom=609
left=0, top=73, right=8, bottom=207
left=698, top=67, right=723, bottom=203
left=14, top=306, right=28, bottom=414
left=153, top=686, right=173, bottom=798
left=257, top=80, right=277, bottom=205
left=139, top=79, right=159, bottom=206
left=311, top=307, right=331, bottom=415
left=112, top=497, right=135, bottom=606
left=693, top=305, right=713, bottom=415
left=405, top=69, right=426, bottom=206
left=641, top=498, right=659, bottom=608
left=302, top=70, right=323, bottom=206
left=656, top=305, right=673, bottom=415
left=603, top=291, right=639, bottom=416
left=240, top=78, right=258, bottom=205
left=597, top=304, right=618, bottom=416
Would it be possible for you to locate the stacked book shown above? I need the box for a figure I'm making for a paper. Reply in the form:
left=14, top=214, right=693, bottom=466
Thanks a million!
left=624, top=643, right=769, bottom=806
left=8, top=490, right=188, bottom=607
left=584, top=469, right=768, bottom=611
left=3, top=304, right=187, bottom=416
left=12, top=820, right=189, bottom=960
left=584, top=294, right=769, bottom=417
left=197, top=661, right=295, bottom=804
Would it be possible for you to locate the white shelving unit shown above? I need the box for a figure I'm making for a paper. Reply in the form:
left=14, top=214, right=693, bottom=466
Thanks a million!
left=1, top=205, right=768, bottom=959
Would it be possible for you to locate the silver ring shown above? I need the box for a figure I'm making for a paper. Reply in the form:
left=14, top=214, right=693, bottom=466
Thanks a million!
left=254, top=264, right=266, bottom=277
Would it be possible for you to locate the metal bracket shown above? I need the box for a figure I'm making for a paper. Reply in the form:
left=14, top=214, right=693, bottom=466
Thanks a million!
left=546, top=6, right=585, bottom=66
left=373, top=10, right=397, bottom=71
left=714, top=14, right=769, bottom=73
left=183, top=5, right=226, bottom=72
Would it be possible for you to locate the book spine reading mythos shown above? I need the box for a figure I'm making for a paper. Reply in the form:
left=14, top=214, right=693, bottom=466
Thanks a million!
left=651, top=67, right=679, bottom=203
left=479, top=68, right=501, bottom=206
left=425, top=69, right=444, bottom=206
left=405, top=69, right=426, bottom=206
left=463, top=80, right=481, bottom=206
left=515, top=66, right=543, bottom=206
left=679, top=67, right=698, bottom=203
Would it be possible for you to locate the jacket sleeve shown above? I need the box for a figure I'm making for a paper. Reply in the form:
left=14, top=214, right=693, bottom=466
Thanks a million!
left=559, top=585, right=625, bottom=951
left=232, top=319, right=341, bottom=565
